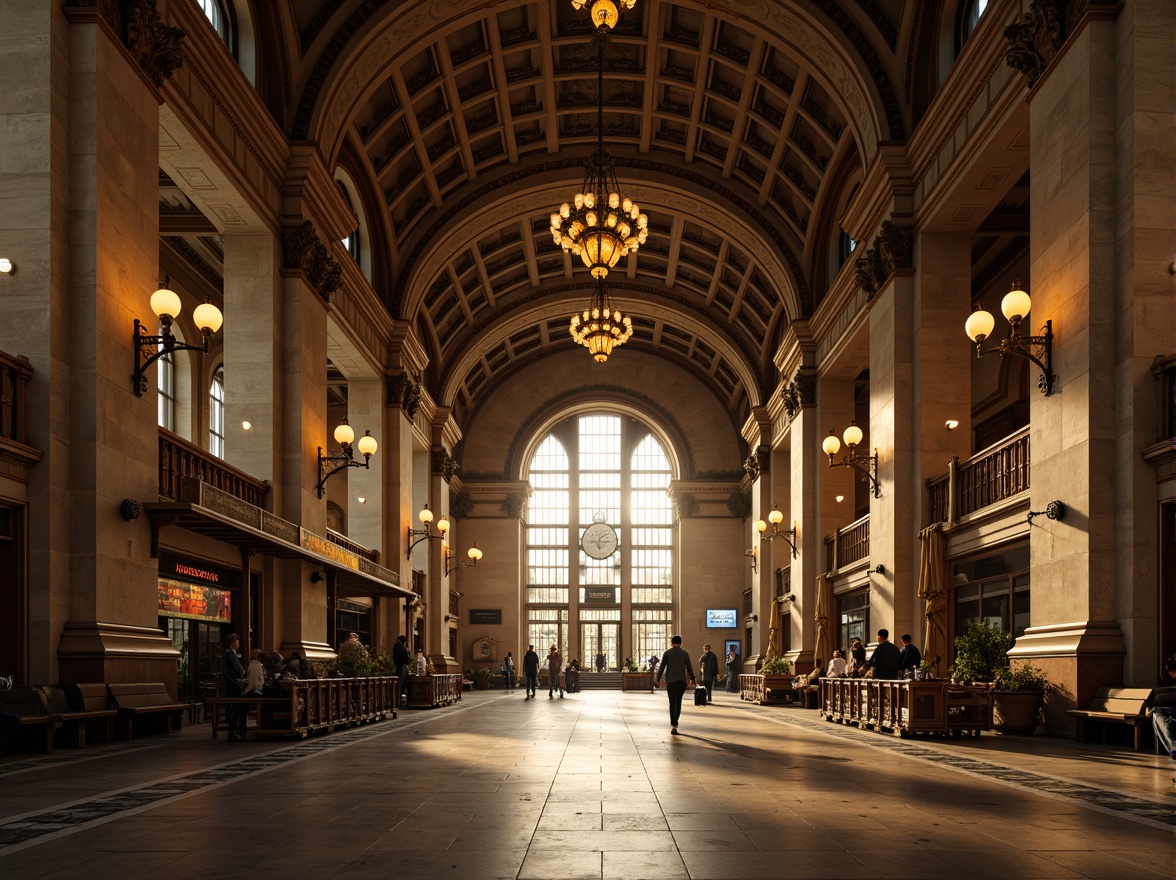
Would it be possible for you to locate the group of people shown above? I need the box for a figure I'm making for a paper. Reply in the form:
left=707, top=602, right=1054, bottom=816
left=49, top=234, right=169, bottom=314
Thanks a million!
left=219, top=633, right=314, bottom=742
left=820, top=630, right=923, bottom=681
left=515, top=645, right=568, bottom=700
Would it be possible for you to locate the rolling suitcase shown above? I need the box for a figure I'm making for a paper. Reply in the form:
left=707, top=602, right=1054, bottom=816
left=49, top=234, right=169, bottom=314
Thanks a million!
left=694, top=685, right=708, bottom=706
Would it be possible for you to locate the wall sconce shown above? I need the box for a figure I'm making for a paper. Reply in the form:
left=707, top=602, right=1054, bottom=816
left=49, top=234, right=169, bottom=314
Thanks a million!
left=821, top=421, right=881, bottom=497
left=965, top=280, right=1055, bottom=395
left=444, top=543, right=484, bottom=576
left=871, top=564, right=884, bottom=575
left=406, top=504, right=449, bottom=557
left=316, top=419, right=377, bottom=498
left=0, top=258, right=14, bottom=274
left=745, top=545, right=758, bottom=574
left=132, top=277, right=223, bottom=396
left=310, top=571, right=324, bottom=583
left=754, top=504, right=798, bottom=558
left=945, top=419, right=959, bottom=430
left=1026, top=500, right=1065, bottom=525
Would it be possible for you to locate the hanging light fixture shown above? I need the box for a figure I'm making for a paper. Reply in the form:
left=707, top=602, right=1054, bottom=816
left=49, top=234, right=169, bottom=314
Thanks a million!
left=569, top=276, right=633, bottom=363
left=554, top=1, right=644, bottom=362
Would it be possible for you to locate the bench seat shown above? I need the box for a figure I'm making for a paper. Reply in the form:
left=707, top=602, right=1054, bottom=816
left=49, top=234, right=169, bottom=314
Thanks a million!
left=107, top=683, right=186, bottom=739
left=0, top=687, right=58, bottom=753
left=41, top=685, right=116, bottom=748
left=1066, top=687, right=1153, bottom=751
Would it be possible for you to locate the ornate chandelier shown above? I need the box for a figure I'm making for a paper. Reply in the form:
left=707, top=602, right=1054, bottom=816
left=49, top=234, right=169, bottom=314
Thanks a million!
left=570, top=277, right=633, bottom=363
left=556, top=0, right=643, bottom=363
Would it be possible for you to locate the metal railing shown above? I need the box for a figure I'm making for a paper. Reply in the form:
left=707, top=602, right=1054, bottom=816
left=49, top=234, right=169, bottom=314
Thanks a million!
left=158, top=429, right=270, bottom=508
left=824, top=514, right=870, bottom=571
left=327, top=529, right=379, bottom=563
left=0, top=350, right=32, bottom=444
left=927, top=427, right=1030, bottom=525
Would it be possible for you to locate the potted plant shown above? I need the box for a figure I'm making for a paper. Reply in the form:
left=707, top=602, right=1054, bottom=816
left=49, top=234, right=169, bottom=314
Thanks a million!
left=758, top=656, right=793, bottom=703
left=991, top=662, right=1049, bottom=734
left=948, top=619, right=1013, bottom=684
left=467, top=667, right=493, bottom=690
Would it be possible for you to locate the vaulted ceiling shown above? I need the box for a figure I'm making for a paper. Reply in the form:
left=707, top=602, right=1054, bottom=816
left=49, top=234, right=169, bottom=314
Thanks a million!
left=246, top=2, right=915, bottom=426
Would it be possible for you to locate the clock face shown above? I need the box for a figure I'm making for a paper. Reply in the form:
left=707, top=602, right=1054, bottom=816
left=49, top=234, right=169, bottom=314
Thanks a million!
left=581, top=522, right=618, bottom=559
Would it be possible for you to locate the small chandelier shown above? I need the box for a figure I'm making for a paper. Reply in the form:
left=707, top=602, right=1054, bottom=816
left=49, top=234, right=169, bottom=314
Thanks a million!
left=550, top=0, right=648, bottom=280
left=570, top=277, right=633, bottom=363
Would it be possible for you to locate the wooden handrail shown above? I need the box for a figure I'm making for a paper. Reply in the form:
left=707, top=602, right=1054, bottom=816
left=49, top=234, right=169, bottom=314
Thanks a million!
left=824, top=513, right=870, bottom=572
left=158, top=429, right=270, bottom=508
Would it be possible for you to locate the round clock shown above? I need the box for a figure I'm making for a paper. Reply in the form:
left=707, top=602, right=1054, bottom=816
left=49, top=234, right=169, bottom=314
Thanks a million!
left=581, top=522, right=618, bottom=559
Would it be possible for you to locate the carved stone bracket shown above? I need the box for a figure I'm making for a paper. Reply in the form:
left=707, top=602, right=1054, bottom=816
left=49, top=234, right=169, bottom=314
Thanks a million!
left=125, top=0, right=185, bottom=87
left=433, top=449, right=459, bottom=483
left=782, top=370, right=817, bottom=421
left=281, top=220, right=341, bottom=301
left=1004, top=0, right=1064, bottom=87
left=743, top=446, right=769, bottom=482
left=853, top=218, right=912, bottom=298
left=387, top=373, right=422, bottom=419
left=673, top=493, right=699, bottom=520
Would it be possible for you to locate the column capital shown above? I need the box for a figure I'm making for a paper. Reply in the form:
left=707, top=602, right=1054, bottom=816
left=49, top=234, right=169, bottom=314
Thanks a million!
left=283, top=143, right=356, bottom=242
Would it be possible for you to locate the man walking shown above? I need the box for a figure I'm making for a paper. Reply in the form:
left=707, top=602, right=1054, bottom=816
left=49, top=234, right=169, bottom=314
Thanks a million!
left=867, top=628, right=902, bottom=680
left=898, top=634, right=922, bottom=676
left=725, top=644, right=739, bottom=692
left=522, top=645, right=540, bottom=700
left=697, top=643, right=719, bottom=703
left=547, top=645, right=564, bottom=698
left=656, top=635, right=696, bottom=735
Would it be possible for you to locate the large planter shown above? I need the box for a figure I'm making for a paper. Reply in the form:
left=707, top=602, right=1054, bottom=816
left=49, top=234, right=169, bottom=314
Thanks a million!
left=621, top=671, right=654, bottom=692
left=992, top=689, right=1043, bottom=734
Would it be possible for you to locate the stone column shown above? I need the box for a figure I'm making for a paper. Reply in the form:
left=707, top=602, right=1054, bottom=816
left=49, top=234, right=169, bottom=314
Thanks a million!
left=785, top=369, right=820, bottom=671
left=47, top=8, right=181, bottom=687
left=742, top=408, right=772, bottom=667
left=1009, top=5, right=1172, bottom=718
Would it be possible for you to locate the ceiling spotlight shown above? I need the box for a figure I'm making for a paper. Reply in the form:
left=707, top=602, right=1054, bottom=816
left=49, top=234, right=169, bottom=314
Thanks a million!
left=0, top=258, right=13, bottom=274
left=242, top=421, right=252, bottom=431
left=835, top=494, right=845, bottom=503
left=357, top=496, right=366, bottom=504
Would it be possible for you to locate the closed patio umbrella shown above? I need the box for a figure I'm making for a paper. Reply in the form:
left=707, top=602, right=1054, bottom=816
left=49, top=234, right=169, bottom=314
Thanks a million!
left=918, top=523, right=949, bottom=677
left=764, top=596, right=780, bottom=660
left=814, top=574, right=833, bottom=665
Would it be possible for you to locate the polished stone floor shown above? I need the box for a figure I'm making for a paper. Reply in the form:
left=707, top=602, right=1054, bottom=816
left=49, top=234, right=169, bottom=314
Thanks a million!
left=0, top=689, right=1172, bottom=879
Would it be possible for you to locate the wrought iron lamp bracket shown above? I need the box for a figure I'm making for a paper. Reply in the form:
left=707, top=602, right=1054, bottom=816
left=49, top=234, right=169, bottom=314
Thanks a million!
left=132, top=315, right=211, bottom=396
left=827, top=449, right=881, bottom=498
left=975, top=319, right=1054, bottom=396
left=1026, top=500, right=1065, bottom=525
left=316, top=444, right=370, bottom=498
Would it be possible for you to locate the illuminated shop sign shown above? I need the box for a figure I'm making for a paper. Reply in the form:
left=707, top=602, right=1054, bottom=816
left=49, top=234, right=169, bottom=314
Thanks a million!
left=158, top=577, right=232, bottom=623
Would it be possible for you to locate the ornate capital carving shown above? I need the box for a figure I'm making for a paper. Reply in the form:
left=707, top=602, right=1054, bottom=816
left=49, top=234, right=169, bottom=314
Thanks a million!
left=387, top=373, right=422, bottom=419
left=673, top=493, right=699, bottom=520
left=433, top=449, right=459, bottom=483
left=1004, top=0, right=1063, bottom=87
left=281, top=220, right=341, bottom=301
left=501, top=492, right=528, bottom=521
left=853, top=245, right=888, bottom=298
left=125, top=0, right=185, bottom=87
left=782, top=370, right=817, bottom=421
left=743, top=446, right=769, bottom=482
left=876, top=220, right=912, bottom=272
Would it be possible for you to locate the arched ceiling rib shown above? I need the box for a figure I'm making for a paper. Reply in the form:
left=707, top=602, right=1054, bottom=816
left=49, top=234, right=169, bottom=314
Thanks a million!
left=279, top=0, right=905, bottom=428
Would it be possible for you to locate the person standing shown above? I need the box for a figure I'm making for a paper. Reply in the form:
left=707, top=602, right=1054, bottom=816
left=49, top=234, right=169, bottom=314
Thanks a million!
left=1151, top=656, right=1176, bottom=764
left=502, top=651, right=516, bottom=691
left=523, top=645, right=540, bottom=700
left=867, top=629, right=902, bottom=680
left=596, top=652, right=606, bottom=673
left=392, top=635, right=411, bottom=706
left=415, top=649, right=427, bottom=676
left=898, top=634, right=922, bottom=676
left=221, top=633, right=247, bottom=742
left=697, top=644, right=719, bottom=703
left=725, top=645, right=739, bottom=692
left=656, top=635, right=696, bottom=735
left=547, top=645, right=564, bottom=698
left=847, top=637, right=868, bottom=677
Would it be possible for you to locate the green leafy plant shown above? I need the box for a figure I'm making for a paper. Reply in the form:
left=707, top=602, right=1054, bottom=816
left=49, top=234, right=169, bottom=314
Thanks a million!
left=467, top=666, right=493, bottom=689
left=726, top=489, right=752, bottom=519
left=332, top=646, right=375, bottom=677
left=761, top=656, right=792, bottom=675
left=949, top=619, right=1014, bottom=684
left=992, top=662, right=1049, bottom=692
left=624, top=658, right=639, bottom=672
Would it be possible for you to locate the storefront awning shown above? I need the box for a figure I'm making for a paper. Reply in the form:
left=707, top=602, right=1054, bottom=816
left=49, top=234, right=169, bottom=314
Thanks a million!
left=144, top=478, right=412, bottom=601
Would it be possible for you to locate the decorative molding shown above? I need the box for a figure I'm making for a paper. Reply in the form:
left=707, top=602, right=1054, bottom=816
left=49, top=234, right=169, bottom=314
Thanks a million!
left=743, top=446, right=769, bottom=482
left=1004, top=0, right=1064, bottom=88
left=673, top=493, right=700, bottom=520
left=853, top=219, right=912, bottom=297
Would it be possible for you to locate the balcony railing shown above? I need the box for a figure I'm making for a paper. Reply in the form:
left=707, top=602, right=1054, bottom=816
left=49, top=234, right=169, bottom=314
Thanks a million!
left=159, top=429, right=270, bottom=508
left=927, top=427, right=1030, bottom=525
left=824, top=513, right=870, bottom=572
left=0, top=351, right=32, bottom=445
left=327, top=528, right=379, bottom=563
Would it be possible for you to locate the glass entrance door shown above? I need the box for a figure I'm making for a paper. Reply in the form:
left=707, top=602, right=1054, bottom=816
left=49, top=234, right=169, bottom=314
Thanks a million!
left=581, top=622, right=619, bottom=671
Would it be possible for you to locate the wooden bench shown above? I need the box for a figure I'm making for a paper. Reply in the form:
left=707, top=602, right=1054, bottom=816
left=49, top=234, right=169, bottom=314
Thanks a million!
left=0, top=687, right=58, bottom=753
left=42, top=684, right=116, bottom=748
left=1066, top=687, right=1154, bottom=750
left=107, top=683, right=186, bottom=739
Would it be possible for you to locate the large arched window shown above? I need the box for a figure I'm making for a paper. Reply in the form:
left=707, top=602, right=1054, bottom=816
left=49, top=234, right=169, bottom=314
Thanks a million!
left=525, top=413, right=675, bottom=670
left=209, top=366, right=225, bottom=457
left=195, top=0, right=229, bottom=44
left=959, top=0, right=989, bottom=47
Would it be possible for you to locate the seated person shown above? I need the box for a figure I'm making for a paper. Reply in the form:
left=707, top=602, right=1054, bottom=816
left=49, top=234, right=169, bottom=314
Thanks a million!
left=1153, top=656, right=1176, bottom=763
left=792, top=661, right=823, bottom=690
left=827, top=650, right=847, bottom=677
left=244, top=649, right=265, bottom=696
